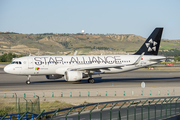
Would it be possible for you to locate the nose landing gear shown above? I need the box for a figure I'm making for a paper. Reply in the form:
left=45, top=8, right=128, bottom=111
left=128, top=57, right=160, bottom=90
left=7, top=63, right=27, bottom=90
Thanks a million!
left=26, top=75, right=31, bottom=85
left=26, top=80, right=31, bottom=84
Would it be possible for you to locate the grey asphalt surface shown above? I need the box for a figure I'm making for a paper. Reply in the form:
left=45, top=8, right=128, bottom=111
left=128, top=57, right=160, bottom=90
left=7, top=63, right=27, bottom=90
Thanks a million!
left=0, top=68, right=180, bottom=91
left=1, top=67, right=180, bottom=119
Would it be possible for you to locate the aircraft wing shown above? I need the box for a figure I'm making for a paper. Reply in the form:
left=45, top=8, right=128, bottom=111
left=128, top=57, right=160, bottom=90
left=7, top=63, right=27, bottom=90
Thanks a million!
left=70, top=52, right=144, bottom=71
left=70, top=64, right=128, bottom=71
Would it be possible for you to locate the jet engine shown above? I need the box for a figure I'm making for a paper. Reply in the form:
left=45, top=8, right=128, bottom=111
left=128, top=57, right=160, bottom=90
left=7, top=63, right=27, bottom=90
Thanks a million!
left=46, top=75, right=63, bottom=79
left=64, top=71, right=83, bottom=81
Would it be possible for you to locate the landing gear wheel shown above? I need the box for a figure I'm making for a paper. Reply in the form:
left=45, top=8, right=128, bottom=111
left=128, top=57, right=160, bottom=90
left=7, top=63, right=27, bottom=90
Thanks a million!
left=88, top=78, right=95, bottom=83
left=26, top=80, right=31, bottom=85
left=26, top=75, right=31, bottom=85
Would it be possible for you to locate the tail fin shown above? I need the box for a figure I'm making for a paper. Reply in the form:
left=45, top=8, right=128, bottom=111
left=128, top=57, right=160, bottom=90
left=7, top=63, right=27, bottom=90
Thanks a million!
left=134, top=28, right=163, bottom=55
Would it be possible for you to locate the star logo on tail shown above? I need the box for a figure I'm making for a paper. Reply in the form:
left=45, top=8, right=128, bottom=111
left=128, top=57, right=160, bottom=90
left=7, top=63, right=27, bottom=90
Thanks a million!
left=145, top=39, right=157, bottom=52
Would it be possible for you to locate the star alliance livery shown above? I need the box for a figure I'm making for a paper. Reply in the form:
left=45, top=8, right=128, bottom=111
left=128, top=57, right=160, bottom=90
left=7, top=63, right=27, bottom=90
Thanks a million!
left=4, top=28, right=166, bottom=84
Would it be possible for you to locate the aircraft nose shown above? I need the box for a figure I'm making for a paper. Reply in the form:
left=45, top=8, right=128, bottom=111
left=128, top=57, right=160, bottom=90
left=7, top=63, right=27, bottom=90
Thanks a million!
left=4, top=65, right=10, bottom=73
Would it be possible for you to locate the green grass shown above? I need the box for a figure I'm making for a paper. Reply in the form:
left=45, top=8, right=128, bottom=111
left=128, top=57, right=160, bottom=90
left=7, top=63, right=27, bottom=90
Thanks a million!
left=0, top=102, right=16, bottom=115
left=40, top=101, right=73, bottom=112
left=0, top=100, right=74, bottom=115
left=160, top=46, right=174, bottom=50
left=76, top=48, right=91, bottom=54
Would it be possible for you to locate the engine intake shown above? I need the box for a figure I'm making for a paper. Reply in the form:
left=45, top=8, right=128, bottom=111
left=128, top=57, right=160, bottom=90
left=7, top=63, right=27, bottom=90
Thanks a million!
left=64, top=71, right=83, bottom=81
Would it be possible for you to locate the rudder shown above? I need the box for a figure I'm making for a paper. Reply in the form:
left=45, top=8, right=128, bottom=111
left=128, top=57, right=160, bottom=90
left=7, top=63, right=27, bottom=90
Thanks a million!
left=134, top=28, right=163, bottom=55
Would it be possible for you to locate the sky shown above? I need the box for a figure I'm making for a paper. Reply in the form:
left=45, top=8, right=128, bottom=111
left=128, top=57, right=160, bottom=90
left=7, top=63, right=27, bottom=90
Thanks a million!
left=0, top=0, right=180, bottom=40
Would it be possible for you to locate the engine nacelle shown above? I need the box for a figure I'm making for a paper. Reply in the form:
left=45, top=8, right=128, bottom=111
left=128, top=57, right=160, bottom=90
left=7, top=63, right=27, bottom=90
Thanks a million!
left=64, top=71, right=83, bottom=81
left=46, top=75, right=63, bottom=79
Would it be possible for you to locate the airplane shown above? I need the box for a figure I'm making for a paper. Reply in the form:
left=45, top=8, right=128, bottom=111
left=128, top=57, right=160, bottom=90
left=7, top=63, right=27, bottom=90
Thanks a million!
left=4, top=28, right=166, bottom=84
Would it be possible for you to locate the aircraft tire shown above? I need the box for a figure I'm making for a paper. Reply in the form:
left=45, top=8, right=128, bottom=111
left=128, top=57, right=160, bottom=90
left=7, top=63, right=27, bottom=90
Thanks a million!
left=88, top=78, right=95, bottom=83
left=26, top=80, right=31, bottom=85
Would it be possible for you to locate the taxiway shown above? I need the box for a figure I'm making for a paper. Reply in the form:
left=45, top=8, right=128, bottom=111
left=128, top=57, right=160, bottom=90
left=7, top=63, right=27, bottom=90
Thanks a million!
left=0, top=68, right=180, bottom=91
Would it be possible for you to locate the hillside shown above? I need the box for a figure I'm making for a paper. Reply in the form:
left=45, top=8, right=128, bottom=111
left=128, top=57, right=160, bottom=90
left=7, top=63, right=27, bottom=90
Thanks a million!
left=0, top=33, right=180, bottom=56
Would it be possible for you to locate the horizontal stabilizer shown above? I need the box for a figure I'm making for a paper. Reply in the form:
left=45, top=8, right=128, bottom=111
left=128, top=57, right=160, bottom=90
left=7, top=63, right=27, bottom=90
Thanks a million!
left=149, top=57, right=166, bottom=62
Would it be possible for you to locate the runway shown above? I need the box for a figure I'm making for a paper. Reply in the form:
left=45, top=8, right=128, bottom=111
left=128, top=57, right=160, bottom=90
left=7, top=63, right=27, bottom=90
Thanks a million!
left=0, top=68, right=180, bottom=91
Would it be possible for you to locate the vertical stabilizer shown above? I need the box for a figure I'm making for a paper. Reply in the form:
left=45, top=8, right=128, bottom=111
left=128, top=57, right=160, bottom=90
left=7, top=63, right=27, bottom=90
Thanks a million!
left=134, top=28, right=163, bottom=55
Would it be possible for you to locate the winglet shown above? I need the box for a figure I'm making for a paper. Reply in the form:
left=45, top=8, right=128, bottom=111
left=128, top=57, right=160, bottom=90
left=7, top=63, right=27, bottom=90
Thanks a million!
left=74, top=51, right=78, bottom=55
left=133, top=52, right=145, bottom=65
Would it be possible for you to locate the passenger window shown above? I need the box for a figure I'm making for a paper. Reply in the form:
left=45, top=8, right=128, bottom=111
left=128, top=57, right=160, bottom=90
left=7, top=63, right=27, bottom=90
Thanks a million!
left=19, top=61, right=22, bottom=64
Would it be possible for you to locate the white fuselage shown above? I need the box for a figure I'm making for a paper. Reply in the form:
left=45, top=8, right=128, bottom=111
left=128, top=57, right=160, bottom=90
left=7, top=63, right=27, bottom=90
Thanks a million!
left=4, top=54, right=165, bottom=76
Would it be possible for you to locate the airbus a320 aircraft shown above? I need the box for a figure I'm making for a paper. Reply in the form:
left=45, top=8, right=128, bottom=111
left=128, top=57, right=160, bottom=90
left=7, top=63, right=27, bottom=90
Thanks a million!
left=4, top=28, right=166, bottom=84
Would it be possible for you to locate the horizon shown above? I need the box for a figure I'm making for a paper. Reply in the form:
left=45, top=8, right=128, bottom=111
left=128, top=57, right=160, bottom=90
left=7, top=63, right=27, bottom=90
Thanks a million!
left=1, top=31, right=180, bottom=41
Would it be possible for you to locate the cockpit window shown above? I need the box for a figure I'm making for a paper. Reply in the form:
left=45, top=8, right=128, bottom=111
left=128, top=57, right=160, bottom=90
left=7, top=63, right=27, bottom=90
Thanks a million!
left=11, top=61, right=22, bottom=64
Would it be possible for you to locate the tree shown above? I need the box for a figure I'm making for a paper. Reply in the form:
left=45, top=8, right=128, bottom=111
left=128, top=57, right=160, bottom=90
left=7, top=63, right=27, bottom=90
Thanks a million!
left=0, top=53, right=24, bottom=62
left=174, top=55, right=180, bottom=62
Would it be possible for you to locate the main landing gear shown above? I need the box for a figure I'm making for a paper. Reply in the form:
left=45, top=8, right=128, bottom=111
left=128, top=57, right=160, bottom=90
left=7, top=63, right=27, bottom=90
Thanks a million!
left=88, top=78, right=95, bottom=83
left=26, top=75, right=31, bottom=85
